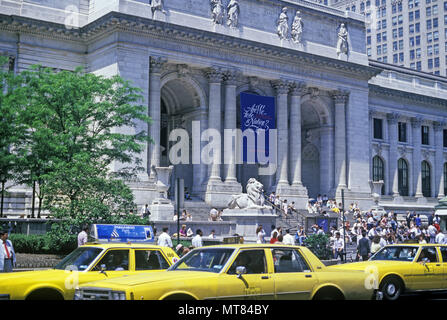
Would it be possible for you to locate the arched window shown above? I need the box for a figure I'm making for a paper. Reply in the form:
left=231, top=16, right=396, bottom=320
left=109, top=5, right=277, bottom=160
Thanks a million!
left=398, top=158, right=409, bottom=196
left=444, top=163, right=447, bottom=196
left=372, top=156, right=385, bottom=195
left=421, top=161, right=431, bottom=197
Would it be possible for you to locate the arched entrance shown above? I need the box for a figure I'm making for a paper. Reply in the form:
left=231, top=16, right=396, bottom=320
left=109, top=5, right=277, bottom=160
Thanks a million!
left=160, top=73, right=207, bottom=198
left=300, top=95, right=333, bottom=199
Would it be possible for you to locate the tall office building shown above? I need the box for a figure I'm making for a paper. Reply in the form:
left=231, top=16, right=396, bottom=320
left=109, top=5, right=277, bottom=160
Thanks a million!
left=331, top=0, right=447, bottom=76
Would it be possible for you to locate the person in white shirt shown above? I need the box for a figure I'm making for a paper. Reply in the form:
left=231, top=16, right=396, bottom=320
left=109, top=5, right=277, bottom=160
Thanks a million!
left=428, top=224, right=437, bottom=243
left=0, top=231, right=15, bottom=273
left=282, top=229, right=295, bottom=245
left=270, top=225, right=278, bottom=238
left=256, top=225, right=266, bottom=244
left=379, top=236, right=387, bottom=248
left=332, top=232, right=344, bottom=262
left=208, top=229, right=216, bottom=239
left=435, top=230, right=445, bottom=244
left=77, top=225, right=89, bottom=247
left=157, top=227, right=173, bottom=248
left=368, top=226, right=377, bottom=239
left=192, top=229, right=203, bottom=248
left=282, top=200, right=289, bottom=216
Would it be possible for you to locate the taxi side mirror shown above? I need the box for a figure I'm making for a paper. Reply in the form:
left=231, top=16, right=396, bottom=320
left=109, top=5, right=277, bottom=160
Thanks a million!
left=99, top=264, right=108, bottom=277
left=236, top=266, right=246, bottom=279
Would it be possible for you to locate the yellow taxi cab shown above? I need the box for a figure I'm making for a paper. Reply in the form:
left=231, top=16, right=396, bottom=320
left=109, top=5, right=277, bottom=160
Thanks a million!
left=0, top=225, right=179, bottom=301
left=330, top=243, right=447, bottom=300
left=74, top=244, right=380, bottom=300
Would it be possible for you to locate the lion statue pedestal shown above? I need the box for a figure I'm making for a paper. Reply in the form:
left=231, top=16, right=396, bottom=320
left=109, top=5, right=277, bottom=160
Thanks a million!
left=221, top=178, right=277, bottom=242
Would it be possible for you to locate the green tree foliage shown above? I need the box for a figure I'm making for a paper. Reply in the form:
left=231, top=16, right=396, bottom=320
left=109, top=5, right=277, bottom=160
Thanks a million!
left=0, top=57, right=28, bottom=217
left=304, top=233, right=333, bottom=260
left=2, top=64, right=152, bottom=238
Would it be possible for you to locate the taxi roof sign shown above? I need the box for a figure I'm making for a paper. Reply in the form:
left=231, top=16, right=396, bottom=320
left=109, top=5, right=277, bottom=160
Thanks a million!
left=90, top=224, right=154, bottom=243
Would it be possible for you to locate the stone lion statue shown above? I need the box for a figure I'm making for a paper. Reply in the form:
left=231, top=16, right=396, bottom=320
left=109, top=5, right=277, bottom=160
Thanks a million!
left=228, top=178, right=267, bottom=209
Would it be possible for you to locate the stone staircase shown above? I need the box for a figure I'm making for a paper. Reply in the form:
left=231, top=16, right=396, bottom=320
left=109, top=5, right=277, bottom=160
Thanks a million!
left=181, top=198, right=224, bottom=221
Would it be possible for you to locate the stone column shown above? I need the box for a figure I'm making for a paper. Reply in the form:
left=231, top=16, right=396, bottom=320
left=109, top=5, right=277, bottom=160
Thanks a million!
left=290, top=82, right=306, bottom=187
left=434, top=121, right=445, bottom=198
left=148, top=56, right=167, bottom=172
left=271, top=80, right=290, bottom=187
left=332, top=90, right=349, bottom=191
left=387, top=112, right=400, bottom=196
left=411, top=117, right=423, bottom=198
left=206, top=67, right=224, bottom=182
left=320, top=125, right=334, bottom=195
left=223, top=69, right=239, bottom=183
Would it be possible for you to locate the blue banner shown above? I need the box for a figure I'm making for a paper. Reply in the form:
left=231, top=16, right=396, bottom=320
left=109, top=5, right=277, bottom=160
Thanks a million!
left=92, top=224, right=154, bottom=243
left=240, top=92, right=276, bottom=163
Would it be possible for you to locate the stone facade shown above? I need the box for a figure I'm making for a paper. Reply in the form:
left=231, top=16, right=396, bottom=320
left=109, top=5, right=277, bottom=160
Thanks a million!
left=0, top=0, right=446, bottom=217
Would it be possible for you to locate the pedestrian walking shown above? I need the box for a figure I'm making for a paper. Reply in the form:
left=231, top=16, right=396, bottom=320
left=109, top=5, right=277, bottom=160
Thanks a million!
left=256, top=225, right=266, bottom=244
left=357, top=231, right=370, bottom=261
left=141, top=204, right=151, bottom=218
left=77, top=225, right=89, bottom=247
left=282, top=229, right=295, bottom=245
left=192, top=229, right=203, bottom=248
left=0, top=230, right=16, bottom=273
left=332, top=232, right=344, bottom=262
left=157, top=227, right=173, bottom=248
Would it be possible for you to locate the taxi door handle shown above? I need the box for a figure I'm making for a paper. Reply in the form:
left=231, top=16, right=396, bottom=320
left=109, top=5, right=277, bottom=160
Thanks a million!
left=261, top=276, right=270, bottom=280
left=305, top=274, right=312, bottom=278
left=436, top=264, right=441, bottom=267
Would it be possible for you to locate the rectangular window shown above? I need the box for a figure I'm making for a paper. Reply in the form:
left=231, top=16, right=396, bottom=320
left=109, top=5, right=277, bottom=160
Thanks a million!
left=429, top=58, right=434, bottom=68
left=398, top=122, right=407, bottom=142
left=416, top=35, right=421, bottom=45
left=410, top=24, right=415, bottom=33
left=428, top=32, right=433, bottom=42
left=383, top=43, right=388, bottom=54
left=434, top=30, right=439, bottom=40
left=382, top=31, right=387, bottom=41
left=383, top=56, right=388, bottom=63
left=416, top=47, right=422, bottom=57
left=382, top=20, right=387, bottom=28
left=415, top=9, right=420, bottom=19
left=410, top=11, right=414, bottom=21
left=377, top=33, right=382, bottom=42
left=434, top=43, right=439, bottom=53
left=422, top=126, right=430, bottom=145
left=399, top=39, right=404, bottom=50
left=374, top=118, right=383, bottom=139
left=434, top=4, right=439, bottom=14
left=427, top=19, right=433, bottom=30
left=427, top=6, right=432, bottom=16
left=393, top=41, right=398, bottom=51
left=417, top=61, right=422, bottom=70
left=443, top=129, right=447, bottom=148
left=434, top=18, right=439, bottom=28
left=367, top=47, right=372, bottom=56
left=415, top=0, right=419, bottom=7
left=393, top=28, right=398, bottom=38
left=435, top=56, right=440, bottom=67
left=410, top=49, right=415, bottom=59
left=382, top=7, right=386, bottom=15
left=367, top=36, right=372, bottom=45
left=399, top=52, right=404, bottom=62
left=411, top=62, right=416, bottom=68
left=410, top=37, right=415, bottom=46
left=428, top=45, right=433, bottom=55
left=398, top=2, right=403, bottom=11
left=399, top=27, right=403, bottom=36
left=398, top=15, right=403, bottom=24
left=409, top=0, right=414, bottom=8
left=377, top=45, right=382, bottom=55
left=445, top=15, right=447, bottom=24
left=393, top=16, right=398, bottom=25
left=416, top=22, right=420, bottom=32
left=392, top=3, right=397, bottom=13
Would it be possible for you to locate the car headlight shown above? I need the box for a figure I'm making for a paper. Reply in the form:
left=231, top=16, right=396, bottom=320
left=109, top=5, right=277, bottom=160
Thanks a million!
left=111, top=291, right=126, bottom=300
left=73, top=289, right=82, bottom=300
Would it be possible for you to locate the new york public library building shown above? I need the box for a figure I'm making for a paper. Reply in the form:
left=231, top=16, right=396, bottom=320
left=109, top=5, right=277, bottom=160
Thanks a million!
left=1, top=0, right=447, bottom=216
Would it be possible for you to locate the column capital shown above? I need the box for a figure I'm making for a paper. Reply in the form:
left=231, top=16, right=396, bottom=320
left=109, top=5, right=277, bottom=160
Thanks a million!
left=433, top=120, right=446, bottom=132
left=386, top=112, right=400, bottom=124
left=271, top=79, right=291, bottom=94
left=206, top=67, right=225, bottom=83
left=331, top=89, right=350, bottom=104
left=290, top=81, right=307, bottom=96
left=223, top=69, right=242, bottom=86
left=411, top=116, right=423, bottom=128
left=149, top=56, right=167, bottom=74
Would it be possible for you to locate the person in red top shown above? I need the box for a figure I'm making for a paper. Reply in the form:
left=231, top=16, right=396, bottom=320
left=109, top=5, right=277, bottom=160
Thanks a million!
left=270, top=231, right=279, bottom=244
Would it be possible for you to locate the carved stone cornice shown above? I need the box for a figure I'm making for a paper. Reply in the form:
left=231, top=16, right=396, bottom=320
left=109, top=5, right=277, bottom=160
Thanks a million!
left=0, top=12, right=382, bottom=80
left=397, top=144, right=412, bottom=158
left=205, top=67, right=225, bottom=83
left=331, top=89, right=350, bottom=104
left=421, top=148, right=435, bottom=160
left=290, top=82, right=307, bottom=96
left=149, top=56, right=167, bottom=74
left=386, top=112, right=400, bottom=124
left=271, top=80, right=291, bottom=95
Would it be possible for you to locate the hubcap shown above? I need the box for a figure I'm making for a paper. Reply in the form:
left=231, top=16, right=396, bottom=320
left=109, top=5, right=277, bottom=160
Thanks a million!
left=386, top=284, right=396, bottom=296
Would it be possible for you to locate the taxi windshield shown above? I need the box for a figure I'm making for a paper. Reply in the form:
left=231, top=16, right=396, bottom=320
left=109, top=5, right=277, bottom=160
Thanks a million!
left=169, top=248, right=235, bottom=273
left=370, top=246, right=419, bottom=262
left=54, top=247, right=104, bottom=271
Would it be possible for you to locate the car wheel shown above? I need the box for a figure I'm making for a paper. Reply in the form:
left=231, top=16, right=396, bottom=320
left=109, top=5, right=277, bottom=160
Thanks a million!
left=380, top=278, right=402, bottom=301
